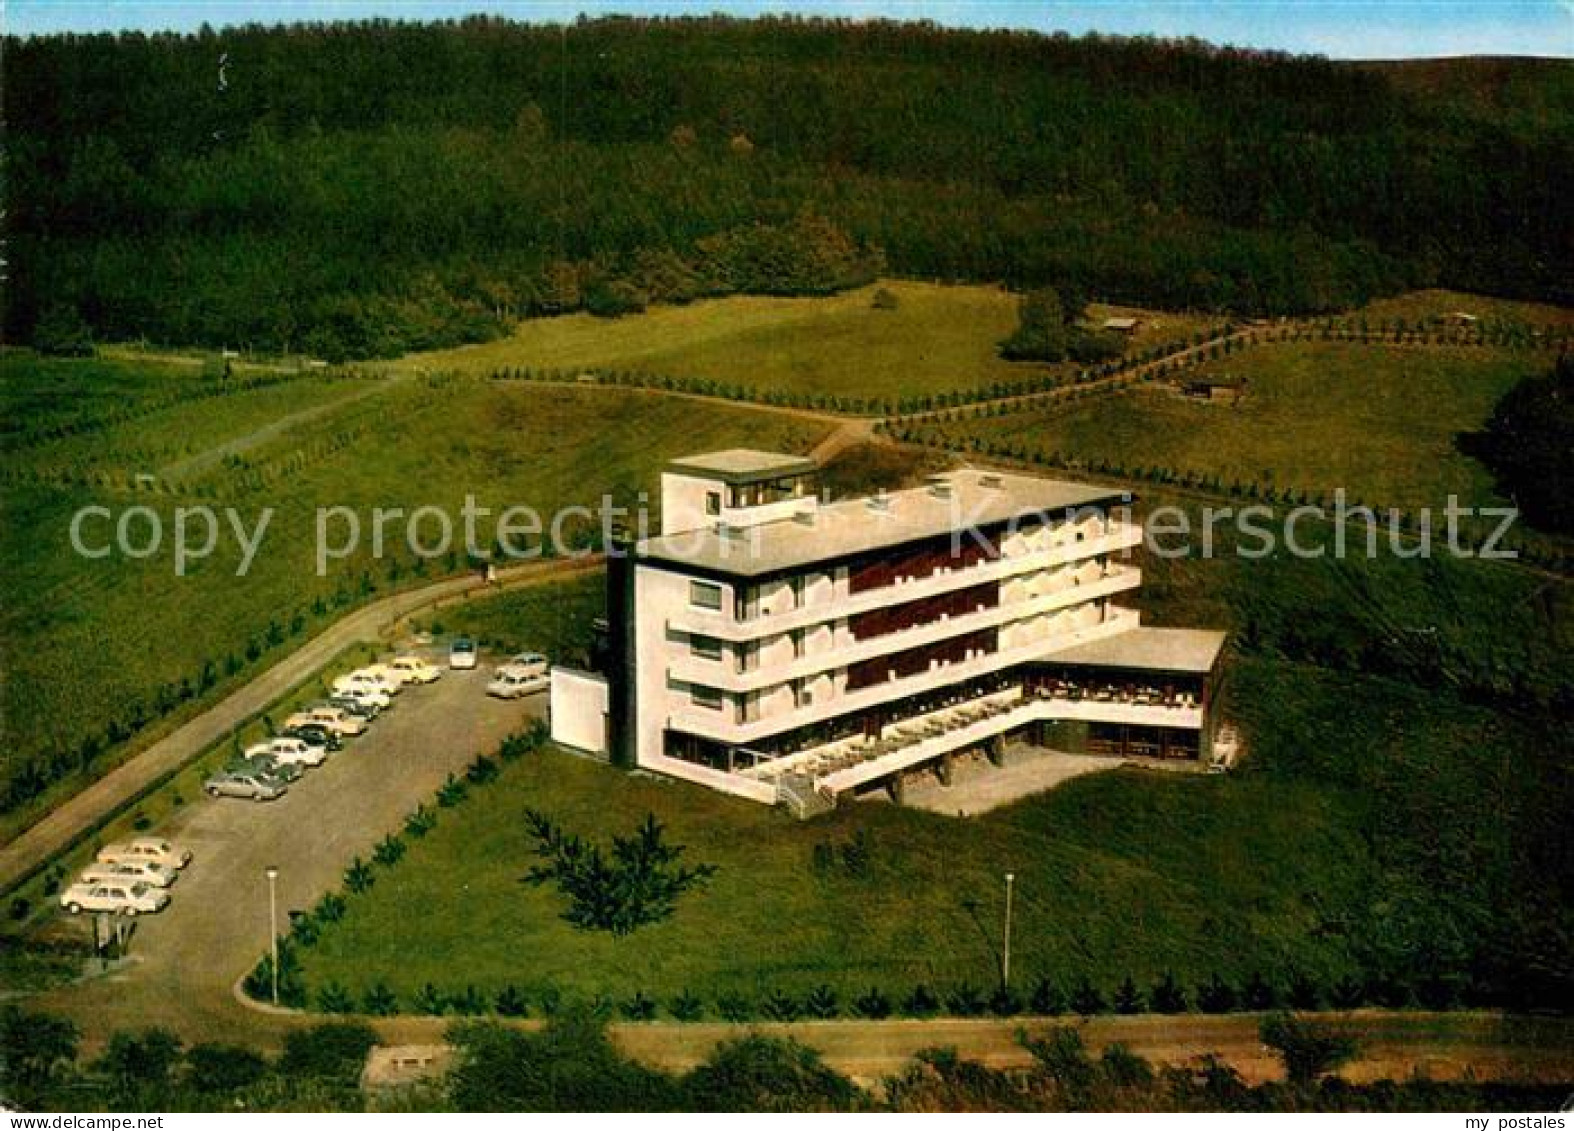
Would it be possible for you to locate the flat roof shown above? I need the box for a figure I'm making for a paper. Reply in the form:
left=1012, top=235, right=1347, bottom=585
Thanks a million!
left=1042, top=627, right=1228, bottom=674
left=667, top=449, right=818, bottom=485
left=639, top=467, right=1130, bottom=578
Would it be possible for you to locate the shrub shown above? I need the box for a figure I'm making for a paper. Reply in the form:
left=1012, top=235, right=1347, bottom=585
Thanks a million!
left=1114, top=976, right=1145, bottom=1014
left=452, top=985, right=487, bottom=1016
left=669, top=991, right=704, bottom=1022
left=1029, top=976, right=1067, bottom=1015
left=803, top=985, right=839, bottom=1019
left=620, top=991, right=657, bottom=1021
left=437, top=774, right=469, bottom=808
left=185, top=1043, right=268, bottom=1093
left=316, top=982, right=356, bottom=1014
left=279, top=1022, right=378, bottom=1088
left=342, top=857, right=374, bottom=893
left=1071, top=978, right=1105, bottom=1016
left=362, top=982, right=399, bottom=1016
left=414, top=983, right=447, bottom=1015
left=902, top=984, right=940, bottom=1017
left=762, top=989, right=801, bottom=1022
left=1150, top=972, right=1188, bottom=1013
left=717, top=993, right=754, bottom=1023
left=494, top=985, right=528, bottom=1017
left=404, top=804, right=438, bottom=838
left=988, top=985, right=1024, bottom=1016
left=1260, top=1012, right=1358, bottom=1085
left=372, top=834, right=406, bottom=867
left=853, top=987, right=893, bottom=1019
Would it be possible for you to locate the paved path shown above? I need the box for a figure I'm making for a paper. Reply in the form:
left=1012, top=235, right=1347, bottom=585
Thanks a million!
left=34, top=668, right=543, bottom=1040
left=0, top=556, right=603, bottom=894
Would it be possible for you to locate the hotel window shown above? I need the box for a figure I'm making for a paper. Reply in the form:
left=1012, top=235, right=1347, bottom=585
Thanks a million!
left=691, top=684, right=724, bottom=711
left=691, top=634, right=723, bottom=661
left=705, top=490, right=721, bottom=517
left=689, top=580, right=723, bottom=610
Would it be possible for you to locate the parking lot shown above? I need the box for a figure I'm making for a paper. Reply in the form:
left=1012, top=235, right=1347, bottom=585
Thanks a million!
left=35, top=656, right=543, bottom=1042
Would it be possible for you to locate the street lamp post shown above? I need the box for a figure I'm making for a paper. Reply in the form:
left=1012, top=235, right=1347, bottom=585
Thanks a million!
left=1002, top=872, right=1015, bottom=989
left=265, top=865, right=280, bottom=1005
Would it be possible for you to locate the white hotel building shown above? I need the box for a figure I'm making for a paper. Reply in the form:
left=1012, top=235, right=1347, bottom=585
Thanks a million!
left=550, top=449, right=1228, bottom=814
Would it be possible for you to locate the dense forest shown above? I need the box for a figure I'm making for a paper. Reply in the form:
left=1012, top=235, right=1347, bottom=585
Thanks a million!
left=5, top=15, right=1572, bottom=358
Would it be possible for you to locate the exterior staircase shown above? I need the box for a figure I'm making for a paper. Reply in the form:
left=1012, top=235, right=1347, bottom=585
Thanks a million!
left=777, top=772, right=836, bottom=820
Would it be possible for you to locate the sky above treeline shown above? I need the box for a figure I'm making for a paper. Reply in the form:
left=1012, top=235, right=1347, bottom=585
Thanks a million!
left=8, top=0, right=1573, bottom=59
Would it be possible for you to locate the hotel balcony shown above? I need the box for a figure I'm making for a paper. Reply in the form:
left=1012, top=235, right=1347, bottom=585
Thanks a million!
left=667, top=606, right=1143, bottom=745
left=664, top=523, right=1144, bottom=643
left=665, top=564, right=1142, bottom=693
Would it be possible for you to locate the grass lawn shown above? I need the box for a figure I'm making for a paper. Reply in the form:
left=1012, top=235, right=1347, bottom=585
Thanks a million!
left=941, top=342, right=1541, bottom=512
left=295, top=543, right=1572, bottom=1014
left=294, top=652, right=1564, bottom=1012
left=1353, top=288, right=1574, bottom=331
left=0, top=359, right=826, bottom=828
left=393, top=281, right=1218, bottom=403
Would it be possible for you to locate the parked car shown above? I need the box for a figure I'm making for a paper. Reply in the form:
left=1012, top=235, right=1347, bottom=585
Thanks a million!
left=233, top=753, right=302, bottom=783
left=328, top=691, right=384, bottom=719
left=333, top=669, right=399, bottom=700
left=59, top=879, right=170, bottom=917
left=97, top=837, right=191, bottom=871
left=280, top=722, right=344, bottom=752
left=486, top=668, right=550, bottom=699
left=387, top=654, right=442, bottom=684
left=495, top=651, right=550, bottom=679
left=205, top=768, right=288, bottom=801
left=77, top=859, right=178, bottom=889
left=449, top=636, right=478, bottom=670
left=285, top=704, right=365, bottom=737
left=246, top=737, right=326, bottom=769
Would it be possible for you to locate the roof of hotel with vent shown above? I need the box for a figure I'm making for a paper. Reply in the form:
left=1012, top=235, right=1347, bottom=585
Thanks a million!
left=638, top=464, right=1131, bottom=579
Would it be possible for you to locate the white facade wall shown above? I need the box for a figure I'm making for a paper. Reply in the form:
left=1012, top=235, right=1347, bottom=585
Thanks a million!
left=549, top=668, right=609, bottom=754
left=660, top=472, right=723, bottom=536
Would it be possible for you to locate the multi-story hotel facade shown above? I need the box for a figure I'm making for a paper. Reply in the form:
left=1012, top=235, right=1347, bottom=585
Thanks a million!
left=550, top=449, right=1228, bottom=814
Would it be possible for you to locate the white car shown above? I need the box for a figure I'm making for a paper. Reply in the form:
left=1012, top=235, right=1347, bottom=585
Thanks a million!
left=486, top=668, right=550, bottom=699
left=59, top=879, right=170, bottom=916
left=78, top=859, right=179, bottom=889
left=386, top=654, right=442, bottom=684
left=333, top=669, right=399, bottom=699
left=330, top=687, right=390, bottom=714
left=285, top=705, right=366, bottom=737
left=495, top=652, right=550, bottom=679
left=97, top=837, right=191, bottom=871
left=449, top=636, right=478, bottom=670
left=246, top=737, right=327, bottom=769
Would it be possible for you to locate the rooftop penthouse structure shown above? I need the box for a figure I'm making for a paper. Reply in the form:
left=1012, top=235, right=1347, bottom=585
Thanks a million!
left=549, top=449, right=1229, bottom=815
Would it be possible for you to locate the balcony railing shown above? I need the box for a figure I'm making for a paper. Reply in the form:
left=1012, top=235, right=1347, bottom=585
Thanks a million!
left=664, top=524, right=1143, bottom=643
left=666, top=607, right=1142, bottom=745
left=666, top=566, right=1141, bottom=693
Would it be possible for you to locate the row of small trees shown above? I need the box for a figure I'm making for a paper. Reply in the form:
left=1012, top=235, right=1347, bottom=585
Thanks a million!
left=485, top=326, right=1234, bottom=418
left=292, top=961, right=1484, bottom=1024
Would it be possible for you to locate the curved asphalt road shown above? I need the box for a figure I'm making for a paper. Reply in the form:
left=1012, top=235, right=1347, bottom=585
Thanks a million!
left=0, top=556, right=603, bottom=894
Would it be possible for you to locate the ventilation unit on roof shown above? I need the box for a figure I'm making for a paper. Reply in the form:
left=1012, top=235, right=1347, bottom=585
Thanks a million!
left=979, top=473, right=1003, bottom=489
